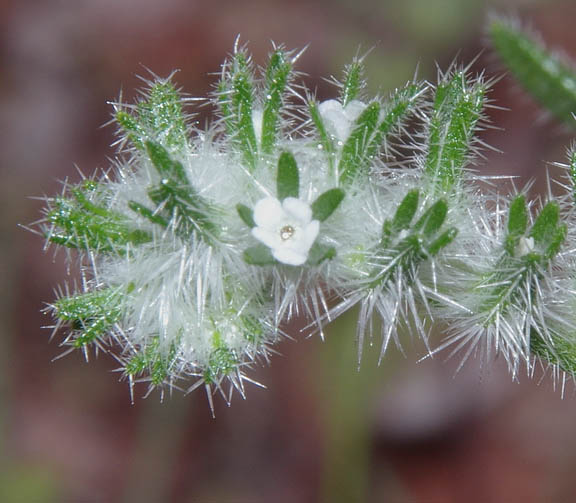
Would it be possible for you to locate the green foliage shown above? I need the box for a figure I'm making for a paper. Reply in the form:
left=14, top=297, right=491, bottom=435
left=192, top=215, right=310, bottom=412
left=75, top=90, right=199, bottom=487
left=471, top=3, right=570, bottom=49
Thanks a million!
left=339, top=83, right=425, bottom=185
left=490, top=18, right=576, bottom=129
left=276, top=151, right=300, bottom=200
left=307, top=242, right=337, bottom=265
left=116, top=79, right=188, bottom=151
left=425, top=70, right=486, bottom=192
left=341, top=58, right=365, bottom=106
left=143, top=142, right=217, bottom=241
left=478, top=200, right=567, bottom=324
left=311, top=188, right=345, bottom=222
left=236, top=203, right=256, bottom=228
left=203, top=331, right=238, bottom=384
left=309, top=100, right=336, bottom=169
left=374, top=195, right=456, bottom=287
left=53, top=287, right=124, bottom=347
left=125, top=337, right=178, bottom=386
left=47, top=180, right=150, bottom=253
left=243, top=244, right=277, bottom=265
left=531, top=332, right=576, bottom=376
left=261, top=49, right=293, bottom=155
left=218, top=50, right=258, bottom=170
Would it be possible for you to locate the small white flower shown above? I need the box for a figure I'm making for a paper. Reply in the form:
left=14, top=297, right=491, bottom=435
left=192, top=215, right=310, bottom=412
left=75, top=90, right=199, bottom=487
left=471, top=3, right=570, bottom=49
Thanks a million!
left=318, top=99, right=367, bottom=142
left=515, top=236, right=535, bottom=257
left=251, top=197, right=320, bottom=266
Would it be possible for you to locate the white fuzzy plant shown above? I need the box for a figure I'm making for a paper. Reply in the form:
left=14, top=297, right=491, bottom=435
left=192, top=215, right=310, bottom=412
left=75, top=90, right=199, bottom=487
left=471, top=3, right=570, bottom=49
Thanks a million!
left=40, top=29, right=576, bottom=413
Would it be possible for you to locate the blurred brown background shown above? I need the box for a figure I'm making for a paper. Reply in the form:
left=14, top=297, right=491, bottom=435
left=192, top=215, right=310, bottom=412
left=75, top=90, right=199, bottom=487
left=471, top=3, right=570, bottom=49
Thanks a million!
left=2, top=0, right=576, bottom=501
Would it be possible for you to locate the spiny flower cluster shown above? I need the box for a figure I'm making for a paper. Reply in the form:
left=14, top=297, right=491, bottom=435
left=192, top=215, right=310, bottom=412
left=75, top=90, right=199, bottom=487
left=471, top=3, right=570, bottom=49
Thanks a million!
left=40, top=40, right=576, bottom=412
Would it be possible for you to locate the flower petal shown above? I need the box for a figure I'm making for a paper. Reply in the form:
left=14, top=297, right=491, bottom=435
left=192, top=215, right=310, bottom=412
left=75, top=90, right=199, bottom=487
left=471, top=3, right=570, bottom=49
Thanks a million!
left=253, top=197, right=284, bottom=228
left=252, top=227, right=282, bottom=249
left=273, top=247, right=308, bottom=266
left=300, top=220, right=320, bottom=251
left=344, top=100, right=367, bottom=122
left=282, top=197, right=312, bottom=224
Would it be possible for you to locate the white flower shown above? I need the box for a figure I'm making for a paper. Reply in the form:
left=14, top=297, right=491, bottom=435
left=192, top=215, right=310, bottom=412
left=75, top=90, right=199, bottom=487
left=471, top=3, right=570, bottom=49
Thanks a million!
left=251, top=197, right=320, bottom=266
left=515, top=236, right=535, bottom=257
left=318, top=99, right=367, bottom=142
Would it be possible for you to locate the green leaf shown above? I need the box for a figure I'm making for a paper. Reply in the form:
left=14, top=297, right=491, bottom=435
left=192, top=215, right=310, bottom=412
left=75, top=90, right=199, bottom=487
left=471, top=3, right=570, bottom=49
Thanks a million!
left=128, top=201, right=169, bottom=228
left=54, top=288, right=124, bottom=347
left=339, top=101, right=381, bottom=185
left=116, top=79, right=188, bottom=151
left=277, top=151, right=299, bottom=200
left=243, top=244, right=277, bottom=265
left=339, top=83, right=425, bottom=185
left=311, top=188, right=345, bottom=222
left=507, top=195, right=528, bottom=237
left=378, top=82, right=426, bottom=140
left=309, top=100, right=336, bottom=169
left=307, top=243, right=336, bottom=265
left=425, top=71, right=486, bottom=192
left=142, top=143, right=217, bottom=241
left=393, top=190, right=420, bottom=231
left=219, top=51, right=258, bottom=170
left=236, top=203, right=256, bottom=228
left=341, top=58, right=364, bottom=106
left=145, top=141, right=188, bottom=185
left=545, top=224, right=567, bottom=259
left=261, top=49, right=292, bottom=154
left=427, top=227, right=458, bottom=256
left=147, top=180, right=216, bottom=241
left=47, top=183, right=151, bottom=253
left=126, top=337, right=178, bottom=386
left=531, top=331, right=576, bottom=376
left=414, top=199, right=448, bottom=237
left=530, top=201, right=560, bottom=247
left=116, top=111, right=145, bottom=150
left=490, top=18, right=576, bottom=129
left=204, top=332, right=238, bottom=384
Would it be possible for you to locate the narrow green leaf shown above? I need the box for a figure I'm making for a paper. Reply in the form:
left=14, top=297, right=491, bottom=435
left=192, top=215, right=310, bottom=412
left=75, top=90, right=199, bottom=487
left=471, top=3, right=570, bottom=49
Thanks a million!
left=47, top=187, right=151, bottom=253
left=339, top=83, right=425, bottom=185
left=277, top=151, right=299, bottom=200
left=126, top=337, right=178, bottom=386
left=507, top=195, right=528, bottom=236
left=137, top=81, right=188, bottom=149
left=490, top=18, right=576, bottom=129
left=341, top=59, right=364, bottom=106
left=116, top=111, right=145, bottom=150
left=531, top=332, right=576, bottom=376
left=147, top=180, right=216, bottom=241
left=427, top=227, right=458, bottom=256
left=145, top=141, right=188, bottom=185
left=220, top=51, right=258, bottom=170
left=311, top=188, right=345, bottom=222
left=393, top=190, right=420, bottom=231
left=128, top=201, right=169, bottom=228
left=116, top=80, right=188, bottom=151
left=339, top=102, right=381, bottom=185
left=261, top=49, right=292, bottom=154
left=530, top=201, right=560, bottom=247
left=243, top=244, right=277, bottom=265
left=307, top=243, right=336, bottom=265
left=425, top=71, right=486, bottom=191
left=544, top=223, right=567, bottom=259
left=414, top=199, right=448, bottom=237
left=236, top=203, right=256, bottom=228
left=378, top=82, right=425, bottom=139
left=505, top=195, right=528, bottom=256
left=204, top=332, right=238, bottom=384
left=309, top=101, right=336, bottom=167
left=54, top=288, right=124, bottom=347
